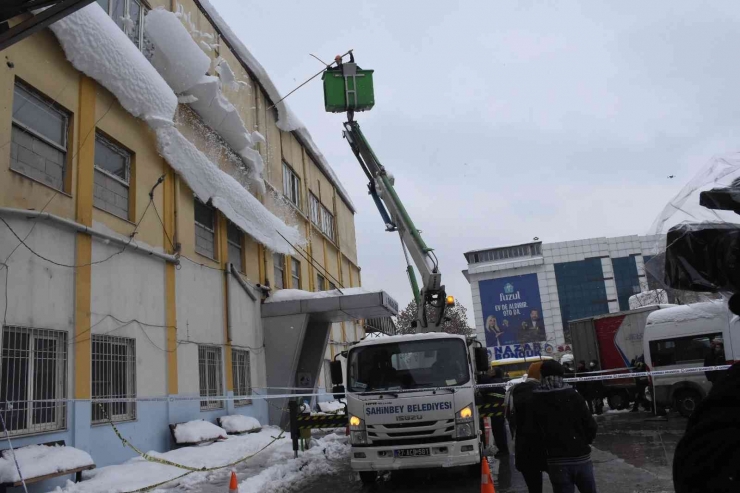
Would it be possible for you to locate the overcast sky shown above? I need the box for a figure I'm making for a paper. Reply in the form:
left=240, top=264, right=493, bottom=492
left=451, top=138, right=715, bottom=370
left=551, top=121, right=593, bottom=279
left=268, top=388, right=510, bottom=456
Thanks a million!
left=211, top=0, right=740, bottom=325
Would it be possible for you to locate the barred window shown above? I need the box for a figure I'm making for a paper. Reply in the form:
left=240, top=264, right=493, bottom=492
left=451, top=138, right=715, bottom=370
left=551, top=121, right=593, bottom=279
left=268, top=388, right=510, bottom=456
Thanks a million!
left=227, top=221, right=244, bottom=273
left=0, top=326, right=67, bottom=437
left=11, top=82, right=69, bottom=192
left=291, top=258, right=301, bottom=289
left=92, top=335, right=136, bottom=423
left=273, top=253, right=285, bottom=289
left=94, top=133, right=132, bottom=220
left=198, top=345, right=223, bottom=410
left=232, top=349, right=251, bottom=406
left=282, top=162, right=300, bottom=208
left=194, top=198, right=216, bottom=259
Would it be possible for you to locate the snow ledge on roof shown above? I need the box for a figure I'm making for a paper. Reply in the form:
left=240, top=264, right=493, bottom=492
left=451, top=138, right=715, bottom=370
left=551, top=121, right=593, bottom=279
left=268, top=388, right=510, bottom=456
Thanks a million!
left=265, top=287, right=375, bottom=303
left=195, top=0, right=355, bottom=212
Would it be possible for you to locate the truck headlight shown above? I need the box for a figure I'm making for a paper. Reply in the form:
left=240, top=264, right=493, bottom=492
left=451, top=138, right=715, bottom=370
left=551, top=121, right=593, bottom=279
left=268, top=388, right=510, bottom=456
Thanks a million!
left=349, top=414, right=368, bottom=445
left=456, top=403, right=474, bottom=439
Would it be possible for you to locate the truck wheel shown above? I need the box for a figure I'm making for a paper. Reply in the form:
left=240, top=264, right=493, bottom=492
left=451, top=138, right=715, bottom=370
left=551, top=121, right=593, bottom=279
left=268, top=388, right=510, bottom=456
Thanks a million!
left=359, top=471, right=378, bottom=484
left=608, top=390, right=629, bottom=410
left=675, top=389, right=702, bottom=418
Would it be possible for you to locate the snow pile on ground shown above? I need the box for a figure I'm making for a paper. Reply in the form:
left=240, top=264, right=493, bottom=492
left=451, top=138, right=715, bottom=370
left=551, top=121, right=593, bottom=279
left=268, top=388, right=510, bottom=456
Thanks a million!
left=239, top=433, right=349, bottom=492
left=54, top=427, right=288, bottom=492
left=173, top=420, right=227, bottom=443
left=0, top=444, right=94, bottom=483
left=266, top=287, right=376, bottom=303
left=53, top=429, right=348, bottom=493
left=317, top=400, right=346, bottom=414
left=49, top=3, right=303, bottom=254
left=220, top=415, right=261, bottom=434
left=196, top=0, right=355, bottom=211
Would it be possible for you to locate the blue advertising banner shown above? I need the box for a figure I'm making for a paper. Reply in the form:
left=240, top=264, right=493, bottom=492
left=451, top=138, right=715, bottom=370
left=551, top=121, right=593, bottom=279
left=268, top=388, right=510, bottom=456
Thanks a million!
left=479, top=274, right=547, bottom=355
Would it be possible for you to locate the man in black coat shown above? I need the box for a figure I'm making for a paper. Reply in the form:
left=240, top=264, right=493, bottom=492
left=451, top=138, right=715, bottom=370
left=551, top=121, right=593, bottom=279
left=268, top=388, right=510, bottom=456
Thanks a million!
left=533, top=360, right=598, bottom=493
left=673, top=361, right=740, bottom=493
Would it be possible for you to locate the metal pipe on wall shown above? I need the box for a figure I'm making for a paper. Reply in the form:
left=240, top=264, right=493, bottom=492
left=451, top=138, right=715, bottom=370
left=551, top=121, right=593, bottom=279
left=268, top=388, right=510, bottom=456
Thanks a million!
left=0, top=207, right=180, bottom=264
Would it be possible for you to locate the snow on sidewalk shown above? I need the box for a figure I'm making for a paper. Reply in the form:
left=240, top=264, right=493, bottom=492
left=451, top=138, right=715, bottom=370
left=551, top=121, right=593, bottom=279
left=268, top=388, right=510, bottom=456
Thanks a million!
left=52, top=429, right=348, bottom=493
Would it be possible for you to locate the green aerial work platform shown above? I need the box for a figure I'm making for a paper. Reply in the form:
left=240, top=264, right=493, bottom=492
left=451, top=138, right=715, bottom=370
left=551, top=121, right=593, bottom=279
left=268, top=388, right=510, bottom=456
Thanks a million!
left=322, top=57, right=374, bottom=113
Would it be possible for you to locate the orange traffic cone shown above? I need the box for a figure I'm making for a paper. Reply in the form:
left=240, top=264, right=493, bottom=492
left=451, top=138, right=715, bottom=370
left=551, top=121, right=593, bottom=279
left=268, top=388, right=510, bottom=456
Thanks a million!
left=228, top=471, right=238, bottom=492
left=481, top=457, right=496, bottom=493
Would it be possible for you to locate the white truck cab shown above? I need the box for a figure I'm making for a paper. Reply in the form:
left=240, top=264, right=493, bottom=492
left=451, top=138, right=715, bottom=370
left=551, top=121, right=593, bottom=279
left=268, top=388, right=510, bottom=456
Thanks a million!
left=336, top=332, right=483, bottom=484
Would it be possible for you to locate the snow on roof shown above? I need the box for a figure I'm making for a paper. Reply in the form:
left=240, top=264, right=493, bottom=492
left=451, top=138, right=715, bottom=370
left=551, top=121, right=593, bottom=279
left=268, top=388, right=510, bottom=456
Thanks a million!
left=355, top=332, right=467, bottom=347
left=0, top=444, right=94, bottom=483
left=265, top=287, right=375, bottom=303
left=195, top=0, right=355, bottom=212
left=50, top=4, right=302, bottom=254
left=646, top=301, right=728, bottom=325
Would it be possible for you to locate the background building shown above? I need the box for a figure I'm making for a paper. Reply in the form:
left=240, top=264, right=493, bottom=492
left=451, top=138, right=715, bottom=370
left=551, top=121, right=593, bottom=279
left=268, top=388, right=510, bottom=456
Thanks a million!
left=0, top=0, right=396, bottom=477
left=463, top=234, right=665, bottom=360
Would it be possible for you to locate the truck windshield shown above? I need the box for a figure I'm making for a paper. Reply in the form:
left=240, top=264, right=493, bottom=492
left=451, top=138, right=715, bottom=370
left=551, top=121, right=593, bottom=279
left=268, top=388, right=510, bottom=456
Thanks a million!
left=347, top=338, right=470, bottom=392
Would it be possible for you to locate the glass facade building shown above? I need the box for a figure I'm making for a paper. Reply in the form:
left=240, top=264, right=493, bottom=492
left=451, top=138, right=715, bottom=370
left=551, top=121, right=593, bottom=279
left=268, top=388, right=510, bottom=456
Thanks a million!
left=554, top=258, right=609, bottom=342
left=612, top=256, right=641, bottom=311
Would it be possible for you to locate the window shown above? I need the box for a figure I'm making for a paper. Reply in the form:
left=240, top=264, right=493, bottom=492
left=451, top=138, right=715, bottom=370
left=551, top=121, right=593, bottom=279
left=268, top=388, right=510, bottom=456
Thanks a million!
left=93, top=133, right=132, bottom=220
left=290, top=258, right=301, bottom=289
left=329, top=281, right=337, bottom=291
left=321, top=206, right=335, bottom=241
left=282, top=162, right=300, bottom=207
left=612, top=257, right=641, bottom=311
left=232, top=349, right=251, bottom=406
left=194, top=199, right=216, bottom=259
left=555, top=258, right=609, bottom=343
left=317, top=273, right=326, bottom=291
left=649, top=333, right=721, bottom=367
left=227, top=221, right=244, bottom=273
left=97, top=0, right=149, bottom=50
left=198, top=345, right=223, bottom=410
left=0, top=326, right=67, bottom=437
left=273, top=253, right=285, bottom=289
left=10, top=82, right=69, bottom=192
left=92, top=335, right=136, bottom=423
left=309, top=193, right=320, bottom=225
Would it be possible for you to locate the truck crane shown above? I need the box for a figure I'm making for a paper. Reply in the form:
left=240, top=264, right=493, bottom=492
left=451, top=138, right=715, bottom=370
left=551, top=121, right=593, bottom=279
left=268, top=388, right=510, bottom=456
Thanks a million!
left=322, top=53, right=490, bottom=483
left=324, top=53, right=450, bottom=330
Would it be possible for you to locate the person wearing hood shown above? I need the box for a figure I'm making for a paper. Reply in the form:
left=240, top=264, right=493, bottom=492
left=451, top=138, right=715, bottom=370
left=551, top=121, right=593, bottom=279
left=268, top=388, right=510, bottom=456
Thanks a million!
left=533, top=360, right=598, bottom=493
left=506, top=361, right=547, bottom=493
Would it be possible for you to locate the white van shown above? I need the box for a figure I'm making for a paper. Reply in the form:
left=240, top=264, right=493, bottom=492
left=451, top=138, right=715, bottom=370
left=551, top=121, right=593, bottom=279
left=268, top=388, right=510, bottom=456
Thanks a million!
left=643, top=301, right=738, bottom=417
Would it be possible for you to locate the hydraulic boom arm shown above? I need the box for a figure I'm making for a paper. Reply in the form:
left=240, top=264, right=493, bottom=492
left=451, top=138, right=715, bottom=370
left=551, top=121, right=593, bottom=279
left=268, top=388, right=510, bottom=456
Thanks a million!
left=343, top=119, right=448, bottom=330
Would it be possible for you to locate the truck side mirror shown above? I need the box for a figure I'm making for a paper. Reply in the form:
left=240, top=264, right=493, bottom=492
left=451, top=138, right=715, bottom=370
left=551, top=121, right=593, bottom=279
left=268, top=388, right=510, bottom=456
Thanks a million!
left=474, top=347, right=489, bottom=372
left=330, top=360, right=343, bottom=385
left=332, top=384, right=345, bottom=401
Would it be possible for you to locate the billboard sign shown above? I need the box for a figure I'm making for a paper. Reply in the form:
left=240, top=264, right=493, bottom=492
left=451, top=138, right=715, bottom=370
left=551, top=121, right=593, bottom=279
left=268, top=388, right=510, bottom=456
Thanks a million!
left=479, top=273, right=547, bottom=358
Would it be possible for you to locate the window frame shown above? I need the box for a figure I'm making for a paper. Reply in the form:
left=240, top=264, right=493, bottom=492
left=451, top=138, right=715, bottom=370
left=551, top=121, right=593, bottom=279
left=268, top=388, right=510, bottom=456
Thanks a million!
left=232, top=349, right=252, bottom=406
left=290, top=258, right=301, bottom=289
left=11, top=81, right=71, bottom=192
left=316, top=273, right=326, bottom=292
left=97, top=0, right=148, bottom=49
left=226, top=221, right=244, bottom=273
left=0, top=325, right=68, bottom=437
left=91, top=334, right=136, bottom=424
left=649, top=333, right=721, bottom=367
left=198, top=345, right=224, bottom=411
left=273, top=253, right=285, bottom=290
left=94, top=132, right=131, bottom=187
left=194, top=198, right=217, bottom=260
left=282, top=162, right=301, bottom=208
left=309, top=193, right=320, bottom=226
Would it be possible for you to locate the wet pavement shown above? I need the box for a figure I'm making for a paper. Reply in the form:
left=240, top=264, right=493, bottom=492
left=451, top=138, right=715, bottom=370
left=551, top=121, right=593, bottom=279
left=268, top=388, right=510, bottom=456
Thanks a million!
left=300, top=410, right=685, bottom=493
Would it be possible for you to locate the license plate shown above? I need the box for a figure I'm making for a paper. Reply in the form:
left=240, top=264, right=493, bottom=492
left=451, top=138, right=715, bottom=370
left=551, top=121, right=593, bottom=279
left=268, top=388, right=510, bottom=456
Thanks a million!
left=395, top=448, right=430, bottom=458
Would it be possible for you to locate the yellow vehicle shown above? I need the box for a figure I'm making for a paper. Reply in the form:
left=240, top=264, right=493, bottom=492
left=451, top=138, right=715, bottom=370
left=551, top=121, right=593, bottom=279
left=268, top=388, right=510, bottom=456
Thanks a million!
left=490, top=356, right=553, bottom=379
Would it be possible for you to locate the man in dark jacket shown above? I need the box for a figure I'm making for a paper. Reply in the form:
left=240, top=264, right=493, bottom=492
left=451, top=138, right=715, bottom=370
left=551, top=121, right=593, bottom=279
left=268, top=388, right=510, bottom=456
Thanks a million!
left=533, top=360, right=598, bottom=493
left=673, top=361, right=740, bottom=493
left=703, top=337, right=728, bottom=384
left=507, top=361, right=546, bottom=493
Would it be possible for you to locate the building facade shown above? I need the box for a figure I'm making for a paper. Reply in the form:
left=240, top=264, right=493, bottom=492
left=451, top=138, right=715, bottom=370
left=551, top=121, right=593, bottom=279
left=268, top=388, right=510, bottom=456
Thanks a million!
left=463, top=234, right=665, bottom=360
left=0, top=0, right=368, bottom=475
